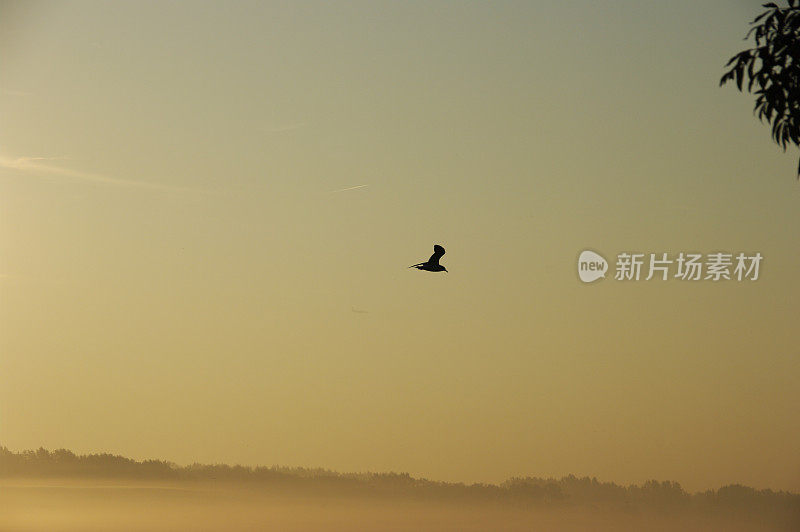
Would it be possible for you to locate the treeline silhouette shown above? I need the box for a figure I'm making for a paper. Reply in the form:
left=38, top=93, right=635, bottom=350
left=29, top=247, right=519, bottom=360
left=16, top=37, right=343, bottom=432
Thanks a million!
left=2, top=446, right=797, bottom=522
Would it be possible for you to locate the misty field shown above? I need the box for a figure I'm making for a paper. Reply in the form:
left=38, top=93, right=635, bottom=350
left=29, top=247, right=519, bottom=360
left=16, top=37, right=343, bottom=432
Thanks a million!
left=2, top=448, right=797, bottom=531
left=1, top=478, right=795, bottom=532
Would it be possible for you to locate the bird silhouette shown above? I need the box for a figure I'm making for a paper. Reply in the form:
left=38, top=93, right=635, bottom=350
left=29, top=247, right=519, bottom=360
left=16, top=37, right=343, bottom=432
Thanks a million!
left=410, top=244, right=447, bottom=272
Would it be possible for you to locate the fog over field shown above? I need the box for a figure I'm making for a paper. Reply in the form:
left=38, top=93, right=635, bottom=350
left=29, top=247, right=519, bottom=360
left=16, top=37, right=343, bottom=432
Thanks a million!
left=2, top=447, right=798, bottom=531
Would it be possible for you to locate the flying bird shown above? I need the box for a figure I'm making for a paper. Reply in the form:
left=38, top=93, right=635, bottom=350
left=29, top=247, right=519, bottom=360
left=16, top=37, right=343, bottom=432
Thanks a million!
left=410, top=244, right=447, bottom=272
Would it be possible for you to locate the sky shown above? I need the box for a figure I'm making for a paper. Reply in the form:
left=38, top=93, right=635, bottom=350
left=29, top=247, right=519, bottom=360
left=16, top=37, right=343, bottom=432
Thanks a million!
left=1, top=0, right=798, bottom=493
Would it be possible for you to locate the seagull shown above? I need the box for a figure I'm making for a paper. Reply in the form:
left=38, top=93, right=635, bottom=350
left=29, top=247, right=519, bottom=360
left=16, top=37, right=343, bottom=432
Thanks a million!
left=410, top=244, right=447, bottom=272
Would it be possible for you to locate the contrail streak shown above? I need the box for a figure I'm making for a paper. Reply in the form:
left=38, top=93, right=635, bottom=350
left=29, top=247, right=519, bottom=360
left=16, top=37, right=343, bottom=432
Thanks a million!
left=330, top=184, right=369, bottom=193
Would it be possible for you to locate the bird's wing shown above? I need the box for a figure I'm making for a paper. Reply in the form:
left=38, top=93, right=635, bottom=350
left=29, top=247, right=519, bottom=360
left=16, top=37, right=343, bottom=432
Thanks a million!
left=428, top=244, right=445, bottom=265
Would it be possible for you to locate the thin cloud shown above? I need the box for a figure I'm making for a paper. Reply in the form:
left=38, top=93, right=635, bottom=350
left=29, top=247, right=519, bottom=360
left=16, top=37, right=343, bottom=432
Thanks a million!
left=0, top=155, right=195, bottom=192
left=12, top=155, right=70, bottom=162
left=330, top=184, right=369, bottom=193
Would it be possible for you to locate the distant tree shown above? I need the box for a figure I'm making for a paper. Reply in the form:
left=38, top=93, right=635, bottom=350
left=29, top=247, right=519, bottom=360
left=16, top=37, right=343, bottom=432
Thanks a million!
left=2, top=445, right=799, bottom=524
left=720, top=1, right=800, bottom=177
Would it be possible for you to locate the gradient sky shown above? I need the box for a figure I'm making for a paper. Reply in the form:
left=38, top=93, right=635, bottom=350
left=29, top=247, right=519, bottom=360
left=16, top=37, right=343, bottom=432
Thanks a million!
left=1, top=1, right=799, bottom=492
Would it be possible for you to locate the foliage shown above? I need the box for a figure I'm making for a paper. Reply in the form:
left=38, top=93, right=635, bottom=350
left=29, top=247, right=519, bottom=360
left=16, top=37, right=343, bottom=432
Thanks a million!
left=720, top=1, right=800, bottom=177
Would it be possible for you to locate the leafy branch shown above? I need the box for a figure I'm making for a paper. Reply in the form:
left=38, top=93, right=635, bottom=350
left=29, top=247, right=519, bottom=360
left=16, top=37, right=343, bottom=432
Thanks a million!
left=721, top=1, right=800, bottom=177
